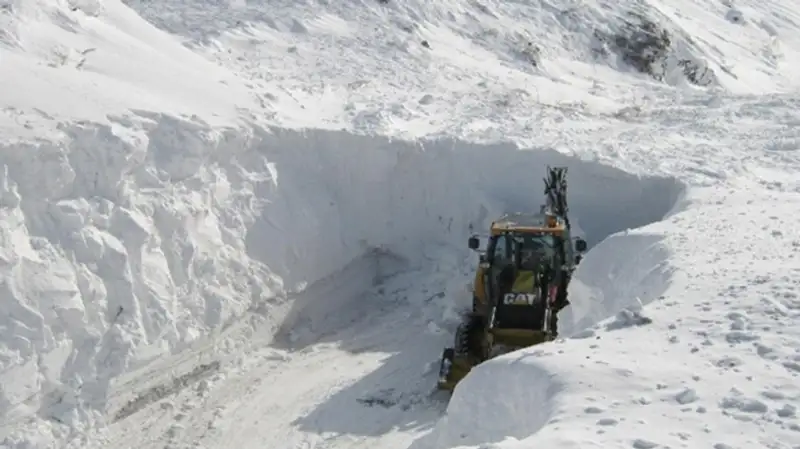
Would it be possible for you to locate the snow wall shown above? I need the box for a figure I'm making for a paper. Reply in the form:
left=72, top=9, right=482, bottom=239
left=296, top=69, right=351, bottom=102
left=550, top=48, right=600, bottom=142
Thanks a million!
left=0, top=115, right=683, bottom=439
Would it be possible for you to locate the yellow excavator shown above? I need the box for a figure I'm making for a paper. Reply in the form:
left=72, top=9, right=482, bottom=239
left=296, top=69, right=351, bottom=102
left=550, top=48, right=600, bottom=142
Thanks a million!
left=436, top=167, right=587, bottom=391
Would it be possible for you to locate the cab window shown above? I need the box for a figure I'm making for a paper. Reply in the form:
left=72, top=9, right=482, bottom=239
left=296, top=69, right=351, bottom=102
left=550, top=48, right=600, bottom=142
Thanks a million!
left=563, top=229, right=574, bottom=263
left=491, top=235, right=510, bottom=266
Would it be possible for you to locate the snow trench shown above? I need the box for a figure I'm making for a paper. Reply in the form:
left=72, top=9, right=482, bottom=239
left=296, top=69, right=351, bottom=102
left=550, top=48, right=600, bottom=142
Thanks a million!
left=0, top=114, right=683, bottom=441
left=407, top=160, right=685, bottom=449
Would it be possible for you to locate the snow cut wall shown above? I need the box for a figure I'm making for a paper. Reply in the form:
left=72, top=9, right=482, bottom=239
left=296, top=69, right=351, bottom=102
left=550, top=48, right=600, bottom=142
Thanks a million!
left=0, top=114, right=684, bottom=438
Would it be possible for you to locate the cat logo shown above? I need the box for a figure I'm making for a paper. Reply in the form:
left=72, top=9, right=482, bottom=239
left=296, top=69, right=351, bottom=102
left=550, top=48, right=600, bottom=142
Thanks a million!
left=503, top=292, right=539, bottom=305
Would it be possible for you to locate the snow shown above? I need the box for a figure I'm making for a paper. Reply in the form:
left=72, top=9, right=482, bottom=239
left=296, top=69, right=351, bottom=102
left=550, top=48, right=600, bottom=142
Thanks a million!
left=416, top=185, right=800, bottom=449
left=0, top=0, right=798, bottom=448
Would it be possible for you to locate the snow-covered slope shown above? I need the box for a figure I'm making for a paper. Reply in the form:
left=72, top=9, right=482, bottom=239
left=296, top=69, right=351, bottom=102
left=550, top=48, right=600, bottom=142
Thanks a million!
left=128, top=0, right=800, bottom=139
left=1, top=0, right=799, bottom=448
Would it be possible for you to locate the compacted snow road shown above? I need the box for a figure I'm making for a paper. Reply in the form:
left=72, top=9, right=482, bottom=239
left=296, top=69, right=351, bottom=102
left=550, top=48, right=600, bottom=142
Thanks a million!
left=90, top=264, right=453, bottom=449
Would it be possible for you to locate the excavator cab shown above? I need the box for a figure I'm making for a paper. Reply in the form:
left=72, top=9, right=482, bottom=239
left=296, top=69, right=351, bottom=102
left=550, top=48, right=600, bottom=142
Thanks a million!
left=473, top=222, right=567, bottom=347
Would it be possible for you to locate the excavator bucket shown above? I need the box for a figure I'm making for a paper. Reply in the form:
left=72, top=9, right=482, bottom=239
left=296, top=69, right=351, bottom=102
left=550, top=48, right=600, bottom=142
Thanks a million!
left=436, top=330, right=553, bottom=392
left=489, top=328, right=552, bottom=349
left=436, top=348, right=477, bottom=391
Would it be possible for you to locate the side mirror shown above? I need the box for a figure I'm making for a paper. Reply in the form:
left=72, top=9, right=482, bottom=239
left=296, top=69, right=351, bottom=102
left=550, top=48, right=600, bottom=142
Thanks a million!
left=468, top=236, right=480, bottom=250
left=575, top=238, right=587, bottom=252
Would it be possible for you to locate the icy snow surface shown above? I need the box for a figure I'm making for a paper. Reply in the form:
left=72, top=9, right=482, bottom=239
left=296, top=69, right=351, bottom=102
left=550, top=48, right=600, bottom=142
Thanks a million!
left=1, top=0, right=799, bottom=448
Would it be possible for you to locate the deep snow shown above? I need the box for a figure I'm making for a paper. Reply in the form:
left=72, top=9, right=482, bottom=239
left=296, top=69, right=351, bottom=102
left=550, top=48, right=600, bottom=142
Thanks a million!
left=1, top=0, right=799, bottom=449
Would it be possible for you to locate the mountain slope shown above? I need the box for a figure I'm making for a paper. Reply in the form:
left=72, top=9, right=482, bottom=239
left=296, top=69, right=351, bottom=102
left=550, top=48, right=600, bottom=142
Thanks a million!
left=0, top=1, right=799, bottom=448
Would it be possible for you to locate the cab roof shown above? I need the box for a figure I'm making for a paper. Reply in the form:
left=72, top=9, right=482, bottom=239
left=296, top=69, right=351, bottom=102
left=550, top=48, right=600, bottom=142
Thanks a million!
left=490, top=212, right=565, bottom=235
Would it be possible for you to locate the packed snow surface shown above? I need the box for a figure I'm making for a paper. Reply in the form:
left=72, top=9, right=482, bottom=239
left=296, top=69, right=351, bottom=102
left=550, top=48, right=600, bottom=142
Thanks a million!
left=1, top=0, right=799, bottom=448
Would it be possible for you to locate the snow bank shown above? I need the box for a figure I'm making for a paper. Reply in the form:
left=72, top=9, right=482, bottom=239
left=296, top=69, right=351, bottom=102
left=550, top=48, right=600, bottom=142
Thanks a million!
left=249, top=128, right=684, bottom=345
left=245, top=128, right=683, bottom=285
left=0, top=118, right=280, bottom=445
left=410, top=347, right=566, bottom=449
left=561, top=227, right=676, bottom=337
